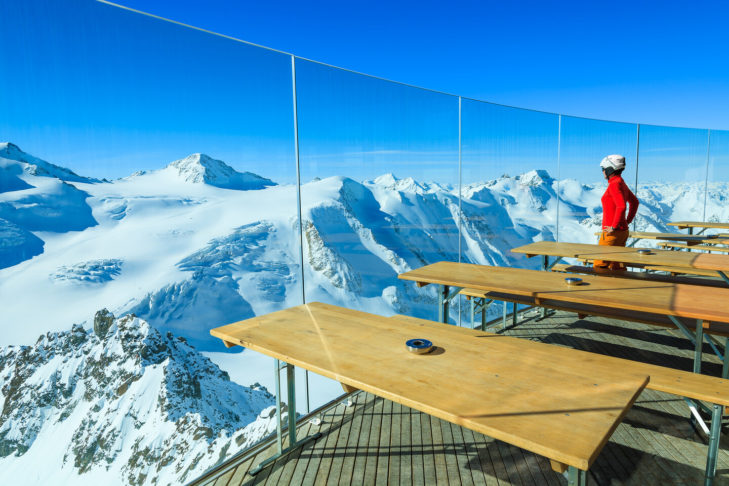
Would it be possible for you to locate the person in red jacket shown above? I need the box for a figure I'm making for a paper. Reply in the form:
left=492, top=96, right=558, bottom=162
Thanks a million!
left=593, top=154, right=639, bottom=270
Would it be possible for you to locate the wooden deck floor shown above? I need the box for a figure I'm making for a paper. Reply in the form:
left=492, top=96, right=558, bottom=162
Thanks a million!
left=194, top=310, right=729, bottom=485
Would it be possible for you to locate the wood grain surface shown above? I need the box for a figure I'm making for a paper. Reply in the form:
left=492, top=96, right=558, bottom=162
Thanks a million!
left=211, top=302, right=649, bottom=470
left=511, top=240, right=729, bottom=272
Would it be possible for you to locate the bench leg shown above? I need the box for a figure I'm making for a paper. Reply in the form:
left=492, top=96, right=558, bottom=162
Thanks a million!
left=704, top=404, right=723, bottom=486
left=502, top=301, right=507, bottom=329
left=567, top=466, right=587, bottom=486
left=723, top=337, right=729, bottom=380
left=695, top=320, right=704, bottom=374
left=470, top=297, right=475, bottom=328
left=512, top=302, right=518, bottom=326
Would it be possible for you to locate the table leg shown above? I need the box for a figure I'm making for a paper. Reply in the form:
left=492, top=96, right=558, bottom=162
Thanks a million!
left=704, top=404, right=723, bottom=486
left=541, top=255, right=548, bottom=319
left=502, top=301, right=507, bottom=329
left=249, top=360, right=322, bottom=475
left=438, top=284, right=449, bottom=323
left=512, top=302, right=518, bottom=326
left=481, top=300, right=486, bottom=330
left=567, top=466, right=587, bottom=486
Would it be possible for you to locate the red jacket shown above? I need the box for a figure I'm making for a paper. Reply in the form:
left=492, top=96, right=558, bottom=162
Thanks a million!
left=601, top=175, right=639, bottom=231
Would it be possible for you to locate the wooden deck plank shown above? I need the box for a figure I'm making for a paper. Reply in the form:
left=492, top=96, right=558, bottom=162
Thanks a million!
left=439, top=417, right=466, bottom=485
left=324, top=398, right=356, bottom=486
left=374, top=397, right=393, bottom=484
left=427, top=406, right=450, bottom=484
left=273, top=419, right=314, bottom=486
left=361, top=395, right=385, bottom=485
left=387, top=400, right=402, bottom=485
left=410, top=406, right=426, bottom=485
left=349, top=392, right=375, bottom=486
left=463, top=429, right=499, bottom=486
left=399, top=396, right=413, bottom=485
left=447, top=417, right=477, bottom=486
left=337, top=392, right=366, bottom=484
left=223, top=454, right=257, bottom=486
left=310, top=402, right=347, bottom=485
left=458, top=425, right=488, bottom=486
left=347, top=392, right=373, bottom=485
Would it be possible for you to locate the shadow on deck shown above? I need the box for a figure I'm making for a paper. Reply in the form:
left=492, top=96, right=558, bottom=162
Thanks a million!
left=191, top=311, right=729, bottom=485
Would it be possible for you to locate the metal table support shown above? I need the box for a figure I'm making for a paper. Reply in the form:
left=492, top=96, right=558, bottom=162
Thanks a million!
left=704, top=403, right=724, bottom=486
left=567, top=466, right=587, bottom=486
left=249, top=359, right=322, bottom=475
left=437, top=284, right=463, bottom=324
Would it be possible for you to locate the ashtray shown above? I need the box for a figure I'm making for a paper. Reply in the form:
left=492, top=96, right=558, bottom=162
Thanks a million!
left=406, top=338, right=433, bottom=354
left=565, top=277, right=582, bottom=286
left=637, top=249, right=652, bottom=255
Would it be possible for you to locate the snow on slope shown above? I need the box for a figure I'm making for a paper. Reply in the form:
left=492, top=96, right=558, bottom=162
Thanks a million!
left=0, top=312, right=278, bottom=486
left=0, top=142, right=100, bottom=185
left=150, top=153, right=276, bottom=191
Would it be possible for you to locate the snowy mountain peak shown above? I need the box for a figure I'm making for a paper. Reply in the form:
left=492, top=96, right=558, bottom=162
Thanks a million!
left=371, top=172, right=426, bottom=193
left=164, top=153, right=276, bottom=190
left=517, top=169, right=553, bottom=187
left=0, top=312, right=277, bottom=485
left=0, top=142, right=98, bottom=184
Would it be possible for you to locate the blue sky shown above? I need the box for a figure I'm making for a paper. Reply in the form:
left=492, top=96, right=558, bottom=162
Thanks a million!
left=0, top=0, right=727, bottom=183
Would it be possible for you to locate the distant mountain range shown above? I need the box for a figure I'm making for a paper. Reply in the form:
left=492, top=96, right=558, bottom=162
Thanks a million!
left=1, top=142, right=728, bottom=485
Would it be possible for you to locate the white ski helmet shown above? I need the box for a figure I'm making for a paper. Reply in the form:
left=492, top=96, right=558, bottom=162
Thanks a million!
left=600, top=154, right=626, bottom=171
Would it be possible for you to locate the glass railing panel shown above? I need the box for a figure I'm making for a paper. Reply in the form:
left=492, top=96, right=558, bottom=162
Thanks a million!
left=635, top=125, right=709, bottom=244
left=460, top=100, right=559, bottom=323
left=705, top=129, right=729, bottom=233
left=295, top=59, right=460, bottom=337
left=461, top=100, right=559, bottom=267
left=558, top=116, right=638, bottom=244
left=0, top=0, right=298, bottom=483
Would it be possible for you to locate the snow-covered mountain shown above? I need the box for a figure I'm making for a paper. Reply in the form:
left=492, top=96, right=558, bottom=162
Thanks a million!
left=130, top=153, right=276, bottom=191
left=0, top=142, right=100, bottom=185
left=1, top=142, right=726, bottom=485
left=0, top=310, right=278, bottom=486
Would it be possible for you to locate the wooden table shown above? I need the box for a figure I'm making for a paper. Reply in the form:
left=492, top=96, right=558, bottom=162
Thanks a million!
left=212, top=302, right=652, bottom=485
left=669, top=221, right=729, bottom=235
left=511, top=240, right=729, bottom=285
left=398, top=262, right=729, bottom=484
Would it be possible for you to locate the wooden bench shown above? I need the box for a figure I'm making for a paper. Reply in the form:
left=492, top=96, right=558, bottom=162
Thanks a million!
left=594, top=230, right=724, bottom=246
left=658, top=242, right=729, bottom=253
left=642, top=265, right=723, bottom=277
left=549, top=263, right=727, bottom=288
left=459, top=287, right=729, bottom=338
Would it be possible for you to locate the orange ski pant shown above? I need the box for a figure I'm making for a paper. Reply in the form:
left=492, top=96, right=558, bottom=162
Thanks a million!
left=593, top=229, right=630, bottom=270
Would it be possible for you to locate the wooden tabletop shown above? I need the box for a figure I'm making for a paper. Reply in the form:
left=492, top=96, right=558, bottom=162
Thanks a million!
left=211, top=302, right=648, bottom=471
left=669, top=221, right=729, bottom=230
left=511, top=240, right=729, bottom=272
left=398, top=261, right=729, bottom=324
left=628, top=231, right=720, bottom=244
